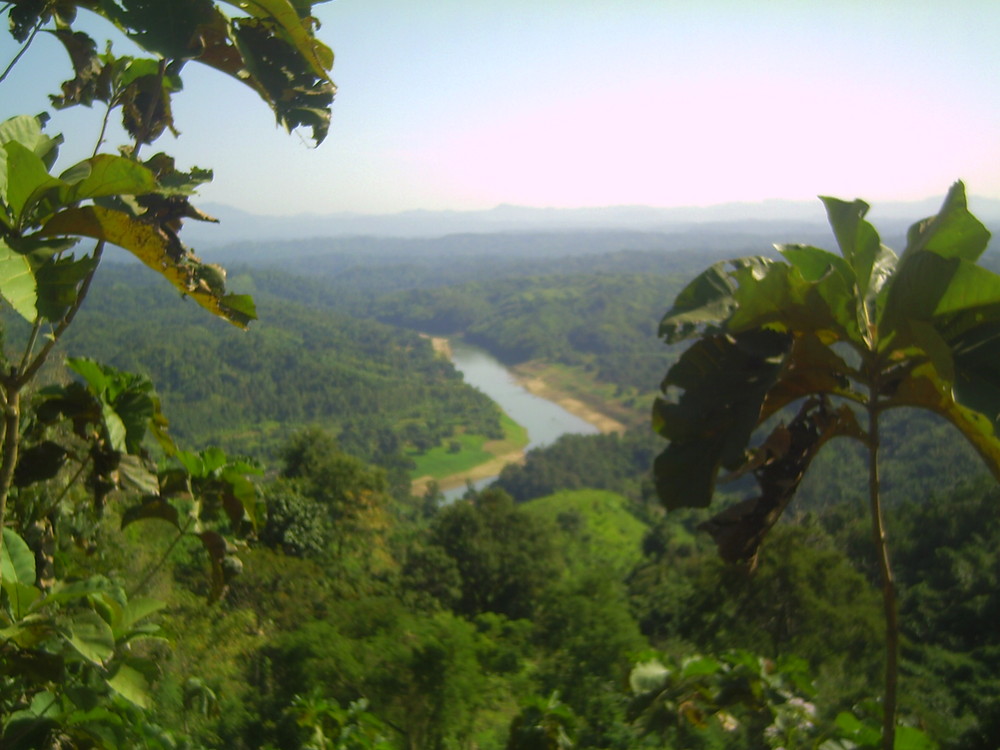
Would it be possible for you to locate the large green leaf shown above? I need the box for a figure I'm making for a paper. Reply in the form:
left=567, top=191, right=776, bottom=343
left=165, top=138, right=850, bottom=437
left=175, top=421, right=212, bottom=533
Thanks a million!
left=221, top=466, right=262, bottom=530
left=63, top=609, right=115, bottom=665
left=778, top=244, right=855, bottom=286
left=56, top=154, right=158, bottom=205
left=96, top=0, right=221, bottom=61
left=14, top=441, right=69, bottom=487
left=41, top=576, right=120, bottom=611
left=931, top=259, right=1000, bottom=318
left=120, top=498, right=181, bottom=531
left=902, top=181, right=990, bottom=263
left=950, top=321, right=1000, bottom=428
left=653, top=330, right=790, bottom=509
left=35, top=253, right=98, bottom=321
left=879, top=251, right=1000, bottom=354
left=819, top=196, right=882, bottom=298
left=1, top=528, right=36, bottom=589
left=0, top=237, right=38, bottom=321
left=757, top=333, right=863, bottom=419
left=230, top=16, right=334, bottom=144
left=727, top=260, right=860, bottom=344
left=117, top=598, right=166, bottom=636
left=3, top=140, right=64, bottom=227
left=107, top=663, right=151, bottom=708
left=0, top=114, right=62, bottom=163
left=659, top=257, right=772, bottom=343
left=0, top=116, right=62, bottom=216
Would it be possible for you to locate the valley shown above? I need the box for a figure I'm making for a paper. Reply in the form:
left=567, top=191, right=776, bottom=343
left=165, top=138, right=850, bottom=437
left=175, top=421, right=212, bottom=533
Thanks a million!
left=3, top=220, right=998, bottom=749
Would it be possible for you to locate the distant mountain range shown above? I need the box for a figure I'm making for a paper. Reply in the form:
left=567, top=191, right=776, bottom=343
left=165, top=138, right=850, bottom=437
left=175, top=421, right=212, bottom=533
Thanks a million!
left=181, top=195, right=1000, bottom=249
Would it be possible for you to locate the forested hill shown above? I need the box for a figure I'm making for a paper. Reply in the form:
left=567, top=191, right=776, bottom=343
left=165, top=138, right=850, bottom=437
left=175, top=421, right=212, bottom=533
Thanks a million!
left=38, top=264, right=504, bottom=469
left=374, top=273, right=682, bottom=396
left=197, top=225, right=840, bottom=267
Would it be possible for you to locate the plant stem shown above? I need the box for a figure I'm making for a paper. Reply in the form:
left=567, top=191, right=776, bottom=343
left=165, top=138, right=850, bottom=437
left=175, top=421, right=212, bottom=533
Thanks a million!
left=0, top=14, right=44, bottom=85
left=128, top=518, right=192, bottom=598
left=17, top=241, right=105, bottom=389
left=0, top=385, right=21, bottom=549
left=867, top=391, right=897, bottom=750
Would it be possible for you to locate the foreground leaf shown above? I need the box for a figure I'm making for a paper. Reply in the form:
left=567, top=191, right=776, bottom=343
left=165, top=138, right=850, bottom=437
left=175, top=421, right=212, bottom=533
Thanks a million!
left=39, top=205, right=255, bottom=327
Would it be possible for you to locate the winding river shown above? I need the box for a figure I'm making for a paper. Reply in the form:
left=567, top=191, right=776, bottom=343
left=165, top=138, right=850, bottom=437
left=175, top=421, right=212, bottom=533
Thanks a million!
left=440, top=341, right=600, bottom=501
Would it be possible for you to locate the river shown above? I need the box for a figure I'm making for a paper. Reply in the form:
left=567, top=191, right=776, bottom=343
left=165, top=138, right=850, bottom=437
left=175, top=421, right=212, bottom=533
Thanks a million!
left=440, top=341, right=600, bottom=501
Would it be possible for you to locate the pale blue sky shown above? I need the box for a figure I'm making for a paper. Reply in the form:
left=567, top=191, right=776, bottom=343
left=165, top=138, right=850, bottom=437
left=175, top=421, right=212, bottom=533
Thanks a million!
left=2, top=1, right=999, bottom=216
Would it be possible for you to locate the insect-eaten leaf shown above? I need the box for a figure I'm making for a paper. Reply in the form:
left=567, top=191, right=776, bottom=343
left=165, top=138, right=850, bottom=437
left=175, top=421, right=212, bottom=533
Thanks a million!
left=698, top=398, right=862, bottom=568
left=39, top=205, right=255, bottom=328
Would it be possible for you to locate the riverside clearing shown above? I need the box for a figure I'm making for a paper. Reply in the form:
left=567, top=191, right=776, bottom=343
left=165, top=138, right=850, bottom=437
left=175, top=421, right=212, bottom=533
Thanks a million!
left=410, top=336, right=626, bottom=496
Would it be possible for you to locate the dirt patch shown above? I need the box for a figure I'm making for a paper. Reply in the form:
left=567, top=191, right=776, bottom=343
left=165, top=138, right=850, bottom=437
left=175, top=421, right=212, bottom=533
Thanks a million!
left=420, top=333, right=453, bottom=359
left=410, top=450, right=525, bottom=496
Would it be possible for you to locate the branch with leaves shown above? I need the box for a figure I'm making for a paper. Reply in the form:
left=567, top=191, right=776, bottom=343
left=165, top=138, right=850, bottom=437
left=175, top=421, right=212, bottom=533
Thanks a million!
left=0, top=1, right=335, bottom=745
left=653, top=181, right=1000, bottom=748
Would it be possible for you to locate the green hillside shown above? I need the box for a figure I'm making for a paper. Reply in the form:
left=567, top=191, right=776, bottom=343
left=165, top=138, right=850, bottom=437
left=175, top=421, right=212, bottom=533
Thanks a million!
left=522, top=489, right=649, bottom=577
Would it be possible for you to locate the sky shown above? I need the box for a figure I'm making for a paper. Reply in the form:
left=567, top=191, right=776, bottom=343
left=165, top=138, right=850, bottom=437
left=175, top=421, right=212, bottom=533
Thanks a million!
left=2, top=0, right=1000, bottom=217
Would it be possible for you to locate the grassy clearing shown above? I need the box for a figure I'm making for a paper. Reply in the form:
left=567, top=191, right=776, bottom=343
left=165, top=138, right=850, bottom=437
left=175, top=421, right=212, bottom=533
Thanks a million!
left=522, top=489, right=649, bottom=576
left=410, top=414, right=528, bottom=480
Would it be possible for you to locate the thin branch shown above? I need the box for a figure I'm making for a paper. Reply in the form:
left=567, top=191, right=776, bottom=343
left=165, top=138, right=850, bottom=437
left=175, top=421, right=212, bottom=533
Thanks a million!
left=0, top=14, right=44, bottom=85
left=92, top=99, right=115, bottom=158
left=866, top=368, right=898, bottom=750
left=0, top=387, right=22, bottom=543
left=16, top=240, right=105, bottom=389
left=42, top=453, right=92, bottom=518
left=18, top=318, right=44, bottom=372
left=128, top=517, right=192, bottom=598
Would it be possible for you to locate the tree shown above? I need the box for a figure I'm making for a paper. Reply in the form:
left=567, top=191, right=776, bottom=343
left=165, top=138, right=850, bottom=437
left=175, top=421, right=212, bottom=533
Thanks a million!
left=0, top=1, right=334, bottom=744
left=652, top=182, right=1000, bottom=748
left=427, top=489, right=562, bottom=619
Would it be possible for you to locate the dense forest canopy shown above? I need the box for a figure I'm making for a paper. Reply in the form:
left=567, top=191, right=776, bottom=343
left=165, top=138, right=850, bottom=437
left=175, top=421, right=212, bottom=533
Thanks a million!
left=3, top=203, right=997, bottom=748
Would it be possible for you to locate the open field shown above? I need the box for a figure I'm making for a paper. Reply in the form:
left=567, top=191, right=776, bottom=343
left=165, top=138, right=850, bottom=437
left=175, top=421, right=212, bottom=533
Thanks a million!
left=409, top=414, right=528, bottom=495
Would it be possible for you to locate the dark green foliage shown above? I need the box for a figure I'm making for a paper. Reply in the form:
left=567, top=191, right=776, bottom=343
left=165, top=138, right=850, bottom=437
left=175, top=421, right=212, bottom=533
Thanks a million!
left=258, top=479, right=329, bottom=558
left=494, top=429, right=659, bottom=502
left=49, top=264, right=504, bottom=468
left=628, top=522, right=883, bottom=695
left=506, top=693, right=578, bottom=750
left=425, top=490, right=563, bottom=620
left=375, top=273, right=685, bottom=392
left=533, top=572, right=647, bottom=745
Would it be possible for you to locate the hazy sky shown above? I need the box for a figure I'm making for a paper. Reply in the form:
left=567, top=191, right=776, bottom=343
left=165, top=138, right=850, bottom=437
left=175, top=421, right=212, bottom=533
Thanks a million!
left=2, top=1, right=999, bottom=216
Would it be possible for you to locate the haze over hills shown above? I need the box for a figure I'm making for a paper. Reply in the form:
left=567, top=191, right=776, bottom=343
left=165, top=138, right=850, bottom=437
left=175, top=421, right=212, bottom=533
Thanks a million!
left=183, top=194, right=1000, bottom=249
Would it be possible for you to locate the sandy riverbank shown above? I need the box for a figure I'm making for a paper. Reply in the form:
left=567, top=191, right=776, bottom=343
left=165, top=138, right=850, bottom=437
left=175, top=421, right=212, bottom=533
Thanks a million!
left=426, top=335, right=452, bottom=359
left=511, top=369, right=627, bottom=434
left=410, top=449, right=525, bottom=496
left=411, top=336, right=626, bottom=495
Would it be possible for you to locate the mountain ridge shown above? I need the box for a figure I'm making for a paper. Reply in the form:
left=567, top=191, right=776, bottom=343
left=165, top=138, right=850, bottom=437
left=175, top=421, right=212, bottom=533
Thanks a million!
left=182, top=194, right=1000, bottom=247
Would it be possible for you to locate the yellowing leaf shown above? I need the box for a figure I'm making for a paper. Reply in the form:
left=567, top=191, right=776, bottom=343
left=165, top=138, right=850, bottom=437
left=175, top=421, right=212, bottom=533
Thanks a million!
left=39, top=205, right=254, bottom=328
left=884, top=364, right=1000, bottom=482
left=221, top=0, right=334, bottom=77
